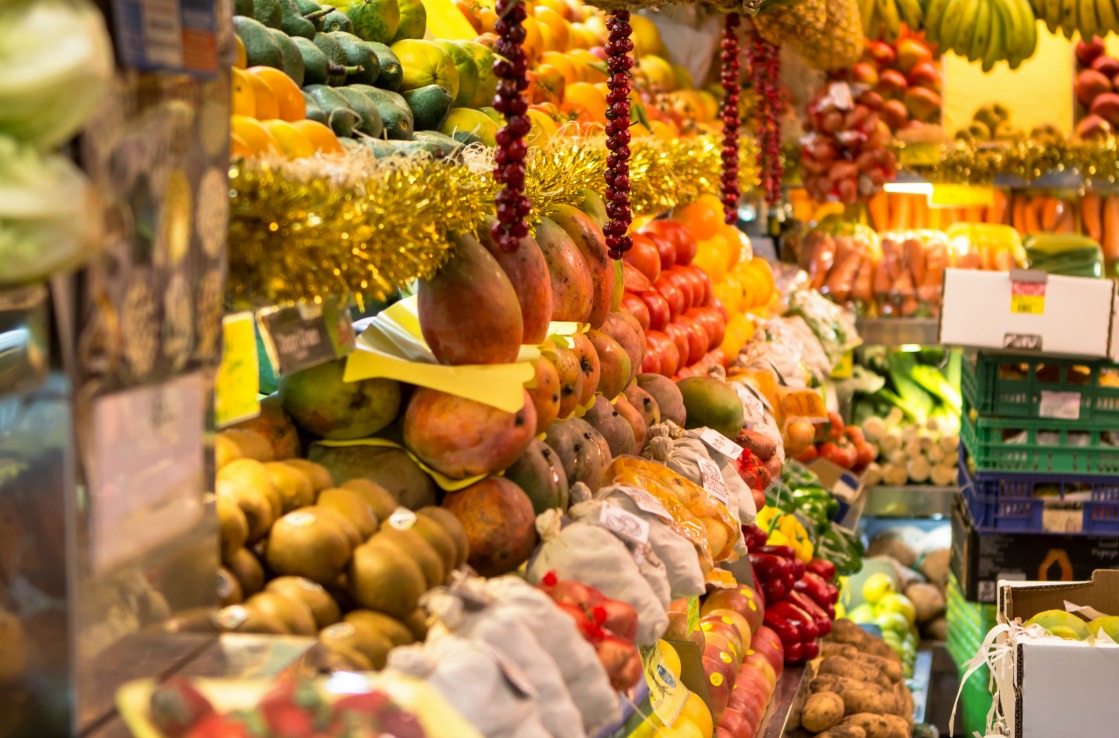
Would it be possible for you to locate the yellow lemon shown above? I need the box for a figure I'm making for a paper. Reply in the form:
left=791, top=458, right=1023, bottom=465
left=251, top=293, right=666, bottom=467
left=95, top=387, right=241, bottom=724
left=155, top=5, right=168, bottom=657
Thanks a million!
left=292, top=120, right=344, bottom=154
left=261, top=120, right=315, bottom=160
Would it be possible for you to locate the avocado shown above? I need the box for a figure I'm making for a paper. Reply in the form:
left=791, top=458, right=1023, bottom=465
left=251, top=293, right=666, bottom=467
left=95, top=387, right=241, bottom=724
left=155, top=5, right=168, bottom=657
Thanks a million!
left=233, top=16, right=284, bottom=69
left=365, top=42, right=403, bottom=91
left=278, top=0, right=316, bottom=38
left=321, top=9, right=354, bottom=32
left=252, top=0, right=283, bottom=28
left=412, top=131, right=463, bottom=160
left=362, top=138, right=427, bottom=158
left=268, top=29, right=306, bottom=85
left=402, top=84, right=453, bottom=131
left=295, top=0, right=320, bottom=12
left=336, top=87, right=385, bottom=138
left=347, top=85, right=413, bottom=140
left=235, top=0, right=255, bottom=15
left=304, top=84, right=361, bottom=137
left=292, top=36, right=331, bottom=85
left=303, top=92, right=328, bottom=124
left=312, top=32, right=352, bottom=85
left=328, top=31, right=380, bottom=86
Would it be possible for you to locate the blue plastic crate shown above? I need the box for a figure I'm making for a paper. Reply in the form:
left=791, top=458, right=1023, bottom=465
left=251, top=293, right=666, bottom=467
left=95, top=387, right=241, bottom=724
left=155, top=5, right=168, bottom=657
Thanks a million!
left=959, top=450, right=1119, bottom=535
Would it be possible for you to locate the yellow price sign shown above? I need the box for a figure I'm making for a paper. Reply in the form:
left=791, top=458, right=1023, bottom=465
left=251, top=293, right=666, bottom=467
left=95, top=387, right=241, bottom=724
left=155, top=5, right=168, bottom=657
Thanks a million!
left=1010, top=280, right=1046, bottom=315
left=215, top=312, right=260, bottom=428
left=641, top=645, right=689, bottom=727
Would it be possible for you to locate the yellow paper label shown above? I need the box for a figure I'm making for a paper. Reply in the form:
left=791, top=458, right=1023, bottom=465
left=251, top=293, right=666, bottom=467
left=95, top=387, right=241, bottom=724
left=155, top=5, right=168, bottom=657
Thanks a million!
left=779, top=388, right=828, bottom=420
left=830, top=350, right=853, bottom=379
left=641, top=645, right=688, bottom=727
left=1010, top=281, right=1046, bottom=314
left=215, top=312, right=259, bottom=428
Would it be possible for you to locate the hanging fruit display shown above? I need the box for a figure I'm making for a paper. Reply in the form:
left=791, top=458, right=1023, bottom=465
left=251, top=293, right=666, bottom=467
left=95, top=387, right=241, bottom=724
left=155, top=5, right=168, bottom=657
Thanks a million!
left=491, top=0, right=532, bottom=252
left=720, top=13, right=743, bottom=223
left=749, top=29, right=784, bottom=207
left=604, top=9, right=635, bottom=259
left=922, top=0, right=1038, bottom=70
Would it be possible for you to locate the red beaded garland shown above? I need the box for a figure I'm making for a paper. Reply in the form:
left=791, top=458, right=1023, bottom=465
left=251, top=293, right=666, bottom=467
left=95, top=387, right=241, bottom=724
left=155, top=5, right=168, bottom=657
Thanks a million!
left=749, top=29, right=783, bottom=207
left=490, top=0, right=531, bottom=252
left=604, top=9, right=633, bottom=260
left=719, top=13, right=742, bottom=225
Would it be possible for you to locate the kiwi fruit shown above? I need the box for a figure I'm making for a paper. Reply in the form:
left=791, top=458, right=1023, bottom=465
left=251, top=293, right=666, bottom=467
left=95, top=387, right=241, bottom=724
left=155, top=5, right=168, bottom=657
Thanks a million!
left=345, top=609, right=414, bottom=647
left=417, top=506, right=469, bottom=568
left=264, top=462, right=316, bottom=513
left=309, top=505, right=363, bottom=548
left=216, top=496, right=249, bottom=561
left=217, top=429, right=274, bottom=462
left=265, top=509, right=353, bottom=585
left=316, top=641, right=373, bottom=671
left=218, top=459, right=283, bottom=519
left=245, top=592, right=318, bottom=636
left=283, top=458, right=335, bottom=492
left=403, top=608, right=429, bottom=641
left=347, top=539, right=426, bottom=619
left=341, top=478, right=398, bottom=522
left=319, top=621, right=392, bottom=669
left=226, top=547, right=265, bottom=596
left=318, top=487, right=380, bottom=538
left=408, top=515, right=457, bottom=574
left=213, top=605, right=288, bottom=635
left=218, top=487, right=274, bottom=544
left=372, top=528, right=444, bottom=589
left=266, top=576, right=342, bottom=629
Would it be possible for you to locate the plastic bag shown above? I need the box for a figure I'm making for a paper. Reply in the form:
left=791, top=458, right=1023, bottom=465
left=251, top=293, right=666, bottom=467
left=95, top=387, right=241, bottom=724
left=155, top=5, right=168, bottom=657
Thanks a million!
left=877, top=230, right=952, bottom=317
left=425, top=589, right=587, bottom=738
left=484, top=576, right=622, bottom=730
left=526, top=510, right=669, bottom=646
left=388, top=637, right=551, bottom=738
left=360, top=672, right=487, bottom=738
left=785, top=288, right=862, bottom=364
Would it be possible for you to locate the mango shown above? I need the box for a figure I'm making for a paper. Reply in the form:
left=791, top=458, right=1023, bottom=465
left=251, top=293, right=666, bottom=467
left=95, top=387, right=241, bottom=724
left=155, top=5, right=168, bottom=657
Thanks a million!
left=624, top=384, right=660, bottom=429
left=525, top=355, right=561, bottom=434
left=418, top=232, right=523, bottom=365
left=600, top=311, right=645, bottom=385
left=677, top=376, right=743, bottom=438
left=588, top=329, right=632, bottom=400
left=403, top=387, right=536, bottom=478
left=613, top=394, right=648, bottom=451
left=637, top=373, right=686, bottom=426
left=544, top=417, right=611, bottom=492
left=537, top=217, right=593, bottom=323
left=442, top=477, right=538, bottom=577
left=584, top=395, right=636, bottom=457
left=478, top=216, right=553, bottom=344
left=279, top=359, right=401, bottom=440
left=307, top=444, right=437, bottom=509
left=570, top=332, right=601, bottom=407
left=547, top=204, right=614, bottom=328
left=551, top=344, right=585, bottom=418
left=1089, top=615, right=1119, bottom=641
left=229, top=394, right=302, bottom=460
left=1025, top=609, right=1091, bottom=640
left=504, top=438, right=570, bottom=514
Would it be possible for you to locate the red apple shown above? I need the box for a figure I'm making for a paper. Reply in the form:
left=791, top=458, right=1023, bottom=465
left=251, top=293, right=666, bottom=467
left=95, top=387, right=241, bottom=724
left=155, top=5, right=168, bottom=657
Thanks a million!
left=739, top=651, right=777, bottom=692
left=677, top=315, right=709, bottom=368
left=1093, top=55, right=1119, bottom=78
left=621, top=294, right=650, bottom=332
left=624, top=233, right=661, bottom=283
left=749, top=625, right=785, bottom=679
left=717, top=707, right=753, bottom=738
left=876, top=68, right=908, bottom=99
left=663, top=322, right=692, bottom=368
left=702, top=586, right=764, bottom=636
left=640, top=291, right=671, bottom=331
left=703, top=658, right=732, bottom=720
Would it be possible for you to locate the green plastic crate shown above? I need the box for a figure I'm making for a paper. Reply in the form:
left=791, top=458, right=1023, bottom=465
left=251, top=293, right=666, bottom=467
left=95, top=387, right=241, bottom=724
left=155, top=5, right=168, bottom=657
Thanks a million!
left=962, top=396, right=1119, bottom=474
left=946, top=573, right=1000, bottom=738
left=954, top=661, right=997, bottom=738
left=962, top=352, right=1119, bottom=422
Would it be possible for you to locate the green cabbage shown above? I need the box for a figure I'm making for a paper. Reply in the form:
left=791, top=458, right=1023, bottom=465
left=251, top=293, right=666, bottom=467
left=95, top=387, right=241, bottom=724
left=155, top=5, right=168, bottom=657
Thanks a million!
left=0, top=0, right=113, bottom=150
left=0, top=135, right=98, bottom=285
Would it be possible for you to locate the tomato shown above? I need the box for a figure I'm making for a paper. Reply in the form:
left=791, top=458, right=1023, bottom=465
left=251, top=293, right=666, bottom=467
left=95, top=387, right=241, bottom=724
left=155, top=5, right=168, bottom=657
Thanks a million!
left=640, top=345, right=662, bottom=374
left=854, top=442, right=877, bottom=470
left=687, top=308, right=723, bottom=351
left=797, top=445, right=819, bottom=463
left=621, top=294, right=650, bottom=331
left=663, top=322, right=692, bottom=367
left=845, top=425, right=866, bottom=446
left=641, top=220, right=697, bottom=265
left=677, top=315, right=709, bottom=366
left=664, top=269, right=695, bottom=312
left=712, top=296, right=729, bottom=321
left=641, top=227, right=677, bottom=270
left=646, top=330, right=680, bottom=376
left=819, top=441, right=858, bottom=469
left=622, top=261, right=652, bottom=293
left=686, top=264, right=714, bottom=306
left=624, top=232, right=661, bottom=282
left=654, top=276, right=686, bottom=318
left=640, top=291, right=671, bottom=331
left=784, top=418, right=816, bottom=457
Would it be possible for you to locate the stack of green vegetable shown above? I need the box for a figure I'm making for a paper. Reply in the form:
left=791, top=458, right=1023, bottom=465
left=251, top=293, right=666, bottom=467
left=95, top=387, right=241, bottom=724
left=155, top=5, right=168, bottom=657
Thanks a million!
left=766, top=461, right=865, bottom=577
left=0, top=0, right=112, bottom=286
left=1023, top=234, right=1104, bottom=278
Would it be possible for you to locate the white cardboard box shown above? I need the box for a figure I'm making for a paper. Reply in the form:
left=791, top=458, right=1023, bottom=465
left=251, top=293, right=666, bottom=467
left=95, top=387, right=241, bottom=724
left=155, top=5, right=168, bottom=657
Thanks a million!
left=939, top=269, right=1116, bottom=359
left=993, top=570, right=1119, bottom=738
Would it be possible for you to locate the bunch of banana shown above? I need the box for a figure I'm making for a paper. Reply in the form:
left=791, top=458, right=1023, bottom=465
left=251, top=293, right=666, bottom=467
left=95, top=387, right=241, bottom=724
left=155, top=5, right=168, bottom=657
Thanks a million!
left=860, top=0, right=924, bottom=42
left=924, top=0, right=1039, bottom=70
left=1029, top=0, right=1119, bottom=41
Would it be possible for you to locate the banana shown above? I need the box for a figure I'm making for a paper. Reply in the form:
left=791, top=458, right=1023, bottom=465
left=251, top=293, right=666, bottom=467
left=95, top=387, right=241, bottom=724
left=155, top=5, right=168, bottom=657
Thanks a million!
left=1001, top=0, right=1027, bottom=66
left=860, top=0, right=879, bottom=36
left=939, top=0, right=970, bottom=48
left=1062, top=0, right=1078, bottom=37
left=877, top=0, right=901, bottom=41
left=1096, top=0, right=1119, bottom=34
left=982, top=0, right=1006, bottom=71
left=1045, top=0, right=1063, bottom=32
left=970, top=0, right=992, bottom=60
left=897, top=0, right=924, bottom=29
left=923, top=0, right=953, bottom=41
left=1079, top=0, right=1098, bottom=42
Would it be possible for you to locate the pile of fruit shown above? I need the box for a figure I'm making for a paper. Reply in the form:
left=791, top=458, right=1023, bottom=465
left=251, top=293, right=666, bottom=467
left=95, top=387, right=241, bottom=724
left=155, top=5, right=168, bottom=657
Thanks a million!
left=1024, top=608, right=1119, bottom=641
left=1076, top=37, right=1119, bottom=139
left=794, top=412, right=878, bottom=473
left=846, top=574, right=923, bottom=677
left=852, top=34, right=942, bottom=133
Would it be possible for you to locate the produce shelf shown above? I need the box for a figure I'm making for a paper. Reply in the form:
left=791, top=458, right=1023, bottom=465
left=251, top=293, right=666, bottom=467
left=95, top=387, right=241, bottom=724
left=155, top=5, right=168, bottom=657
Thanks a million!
left=758, top=664, right=808, bottom=738
left=861, top=485, right=958, bottom=519
left=855, top=318, right=940, bottom=348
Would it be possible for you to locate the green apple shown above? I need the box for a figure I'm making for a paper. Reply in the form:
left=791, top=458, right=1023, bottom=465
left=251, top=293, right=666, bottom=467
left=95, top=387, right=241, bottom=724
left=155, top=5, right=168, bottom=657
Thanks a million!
left=878, top=593, right=917, bottom=627
left=862, top=573, right=896, bottom=605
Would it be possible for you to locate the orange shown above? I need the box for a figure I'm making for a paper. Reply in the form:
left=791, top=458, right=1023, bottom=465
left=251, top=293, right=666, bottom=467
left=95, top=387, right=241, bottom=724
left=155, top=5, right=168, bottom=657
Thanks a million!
left=692, top=234, right=730, bottom=283
left=675, top=194, right=723, bottom=240
left=231, top=115, right=281, bottom=156
left=230, top=133, right=253, bottom=159
left=630, top=121, right=651, bottom=139
left=533, top=0, right=569, bottom=19
left=247, top=74, right=279, bottom=120
left=526, top=107, right=559, bottom=145
left=697, top=90, right=720, bottom=121
left=521, top=17, right=544, bottom=63
left=262, top=120, right=315, bottom=159
left=529, top=65, right=565, bottom=104
left=630, top=15, right=663, bottom=57
left=247, top=66, right=306, bottom=122
left=649, top=120, right=678, bottom=141
left=292, top=120, right=344, bottom=154
left=533, top=7, right=569, bottom=51
left=564, top=82, right=607, bottom=124
left=231, top=68, right=256, bottom=117
left=540, top=51, right=580, bottom=84
left=720, top=224, right=753, bottom=269
left=234, top=36, right=248, bottom=69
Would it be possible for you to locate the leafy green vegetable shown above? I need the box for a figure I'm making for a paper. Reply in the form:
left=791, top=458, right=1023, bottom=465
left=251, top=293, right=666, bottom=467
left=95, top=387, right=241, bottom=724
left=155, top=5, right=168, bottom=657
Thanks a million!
left=885, top=351, right=935, bottom=422
left=911, top=364, right=962, bottom=414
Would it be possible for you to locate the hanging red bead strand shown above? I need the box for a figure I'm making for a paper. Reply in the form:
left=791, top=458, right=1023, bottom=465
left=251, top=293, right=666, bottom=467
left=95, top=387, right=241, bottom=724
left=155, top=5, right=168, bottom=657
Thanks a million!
left=603, top=9, right=634, bottom=260
left=719, top=13, right=742, bottom=225
left=749, top=30, right=783, bottom=207
left=491, top=0, right=532, bottom=252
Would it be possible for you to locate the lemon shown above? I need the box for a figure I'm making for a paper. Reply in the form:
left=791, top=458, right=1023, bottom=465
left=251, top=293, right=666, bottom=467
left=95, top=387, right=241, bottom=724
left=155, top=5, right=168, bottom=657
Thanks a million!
left=262, top=120, right=314, bottom=159
left=862, top=572, right=896, bottom=605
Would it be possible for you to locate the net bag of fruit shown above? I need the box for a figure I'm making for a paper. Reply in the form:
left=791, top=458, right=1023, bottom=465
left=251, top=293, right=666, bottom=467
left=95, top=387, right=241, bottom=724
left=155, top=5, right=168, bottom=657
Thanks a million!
left=527, top=509, right=669, bottom=646
left=484, top=575, right=622, bottom=730
left=424, top=587, right=587, bottom=738
left=387, top=636, right=551, bottom=738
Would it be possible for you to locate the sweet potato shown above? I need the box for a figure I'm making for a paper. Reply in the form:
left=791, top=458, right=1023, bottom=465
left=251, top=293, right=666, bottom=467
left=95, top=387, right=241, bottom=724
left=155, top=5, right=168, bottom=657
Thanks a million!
left=840, top=713, right=910, bottom=738
left=802, top=691, right=845, bottom=732
left=816, top=726, right=867, bottom=738
left=809, top=674, right=903, bottom=717
left=828, top=619, right=900, bottom=661
left=817, top=656, right=892, bottom=690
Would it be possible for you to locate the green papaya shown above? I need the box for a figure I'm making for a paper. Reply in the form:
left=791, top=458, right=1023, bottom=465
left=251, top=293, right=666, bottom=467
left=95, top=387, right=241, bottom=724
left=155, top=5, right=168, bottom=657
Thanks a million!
left=292, top=36, right=332, bottom=85
left=365, top=42, right=403, bottom=90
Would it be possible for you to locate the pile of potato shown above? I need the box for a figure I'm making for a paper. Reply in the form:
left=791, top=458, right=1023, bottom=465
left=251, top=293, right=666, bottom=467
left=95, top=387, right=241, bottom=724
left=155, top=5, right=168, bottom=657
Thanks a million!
left=793, top=620, right=915, bottom=738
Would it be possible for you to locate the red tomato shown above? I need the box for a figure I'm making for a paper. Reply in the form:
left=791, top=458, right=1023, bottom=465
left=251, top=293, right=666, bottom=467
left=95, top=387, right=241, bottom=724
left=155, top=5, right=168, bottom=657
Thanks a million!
left=641, top=220, right=698, bottom=265
left=845, top=425, right=866, bottom=446
left=664, top=269, right=695, bottom=312
left=686, top=264, right=714, bottom=306
left=797, top=445, right=819, bottom=463
left=677, top=315, right=708, bottom=366
left=645, top=330, right=680, bottom=376
left=640, top=291, right=671, bottom=331
left=621, top=294, right=650, bottom=331
left=640, top=346, right=661, bottom=374
left=687, top=308, right=724, bottom=350
left=622, top=261, right=652, bottom=293
left=854, top=442, right=877, bottom=470
left=654, top=275, right=686, bottom=318
left=640, top=226, right=677, bottom=270
left=663, top=322, right=692, bottom=367
left=624, top=233, right=661, bottom=283
left=819, top=441, right=857, bottom=469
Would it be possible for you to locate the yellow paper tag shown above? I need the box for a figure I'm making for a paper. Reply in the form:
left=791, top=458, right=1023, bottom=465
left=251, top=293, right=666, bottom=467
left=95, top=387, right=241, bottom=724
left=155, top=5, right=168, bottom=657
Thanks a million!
left=1010, top=281, right=1046, bottom=314
left=215, top=313, right=260, bottom=428
left=640, top=645, right=688, bottom=727
left=315, top=438, right=486, bottom=492
left=830, top=350, right=853, bottom=380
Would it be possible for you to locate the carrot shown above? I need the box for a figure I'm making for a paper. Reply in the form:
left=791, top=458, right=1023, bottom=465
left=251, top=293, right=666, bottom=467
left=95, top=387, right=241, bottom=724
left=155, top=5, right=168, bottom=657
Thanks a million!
left=903, top=238, right=926, bottom=284
left=1103, top=196, right=1119, bottom=262
left=910, top=194, right=929, bottom=229
left=868, top=192, right=890, bottom=231
left=1053, top=200, right=1076, bottom=233
left=892, top=272, right=918, bottom=316
left=809, top=233, right=837, bottom=290
left=988, top=189, right=1009, bottom=224
left=1023, top=196, right=1043, bottom=234
left=923, top=240, right=948, bottom=287
left=964, top=205, right=984, bottom=223
left=880, top=237, right=903, bottom=281
left=1040, top=196, right=1061, bottom=231
left=893, top=194, right=911, bottom=231
left=1011, top=195, right=1028, bottom=234
left=851, top=254, right=876, bottom=303
left=1083, top=192, right=1103, bottom=243
left=825, top=252, right=863, bottom=303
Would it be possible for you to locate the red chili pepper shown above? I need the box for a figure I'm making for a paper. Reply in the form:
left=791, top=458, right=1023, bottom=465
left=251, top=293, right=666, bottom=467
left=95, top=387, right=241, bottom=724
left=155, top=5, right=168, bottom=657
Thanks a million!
left=806, top=558, right=837, bottom=582
left=785, top=590, right=832, bottom=637
left=783, top=640, right=804, bottom=663
left=762, top=604, right=800, bottom=646
left=794, top=571, right=835, bottom=610
left=790, top=557, right=806, bottom=580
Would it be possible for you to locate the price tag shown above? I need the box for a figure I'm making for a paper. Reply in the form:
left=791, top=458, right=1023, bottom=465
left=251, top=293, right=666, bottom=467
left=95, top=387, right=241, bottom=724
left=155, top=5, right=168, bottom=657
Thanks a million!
left=88, top=373, right=205, bottom=575
left=700, top=428, right=744, bottom=460
left=1010, top=279, right=1047, bottom=314
left=599, top=505, right=650, bottom=546
left=697, top=458, right=731, bottom=506
left=619, top=488, right=672, bottom=521
left=388, top=507, right=418, bottom=530
left=641, top=645, right=689, bottom=725
left=780, top=388, right=828, bottom=420
left=215, top=312, right=260, bottom=428
left=1039, top=390, right=1082, bottom=420
left=257, top=300, right=354, bottom=376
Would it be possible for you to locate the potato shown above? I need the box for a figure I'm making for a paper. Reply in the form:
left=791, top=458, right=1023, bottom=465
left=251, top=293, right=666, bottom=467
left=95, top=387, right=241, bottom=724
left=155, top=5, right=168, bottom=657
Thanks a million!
left=905, top=582, right=946, bottom=623
left=840, top=713, right=910, bottom=738
left=802, top=691, right=845, bottom=732
left=810, top=674, right=903, bottom=717
left=821, top=642, right=860, bottom=659
left=829, top=619, right=900, bottom=661
left=818, top=656, right=892, bottom=689
left=816, top=726, right=867, bottom=738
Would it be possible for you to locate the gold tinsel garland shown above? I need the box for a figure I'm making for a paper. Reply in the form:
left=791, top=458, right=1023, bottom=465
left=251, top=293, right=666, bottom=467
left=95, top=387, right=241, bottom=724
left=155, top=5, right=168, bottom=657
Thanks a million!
left=228, top=135, right=759, bottom=306
left=895, top=136, right=1119, bottom=185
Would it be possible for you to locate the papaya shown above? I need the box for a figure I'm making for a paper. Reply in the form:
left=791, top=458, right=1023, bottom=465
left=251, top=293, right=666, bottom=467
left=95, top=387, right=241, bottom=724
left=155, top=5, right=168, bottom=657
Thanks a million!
left=525, top=354, right=561, bottom=434
left=403, top=387, right=536, bottom=478
left=588, top=329, right=632, bottom=400
left=583, top=395, right=636, bottom=457
left=570, top=332, right=601, bottom=407
left=547, top=204, right=614, bottom=328
left=339, top=0, right=400, bottom=44
left=551, top=344, right=585, bottom=418
left=477, top=216, right=554, bottom=344
left=441, top=477, right=537, bottom=577
left=279, top=359, right=401, bottom=440
left=536, top=217, right=594, bottom=323
left=419, top=232, right=524, bottom=365
left=676, top=376, right=743, bottom=438
left=600, top=311, right=645, bottom=385
left=613, top=394, right=647, bottom=451
left=504, top=438, right=570, bottom=515
left=637, top=373, right=686, bottom=426
left=544, top=417, right=611, bottom=492
left=402, top=84, right=454, bottom=131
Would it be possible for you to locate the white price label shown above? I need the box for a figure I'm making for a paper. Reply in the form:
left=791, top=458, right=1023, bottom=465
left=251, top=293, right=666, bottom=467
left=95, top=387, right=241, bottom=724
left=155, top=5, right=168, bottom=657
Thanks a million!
left=620, top=489, right=672, bottom=521
left=700, top=428, right=744, bottom=460
left=388, top=507, right=418, bottom=530
left=1039, top=390, right=1082, bottom=420
left=600, top=504, right=650, bottom=545
left=697, top=458, right=731, bottom=506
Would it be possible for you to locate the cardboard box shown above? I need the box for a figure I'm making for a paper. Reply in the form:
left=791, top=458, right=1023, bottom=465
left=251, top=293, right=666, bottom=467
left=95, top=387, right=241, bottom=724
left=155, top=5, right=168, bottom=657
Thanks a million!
left=992, top=571, right=1119, bottom=738
left=951, top=495, right=1119, bottom=603
left=939, top=268, right=1117, bottom=359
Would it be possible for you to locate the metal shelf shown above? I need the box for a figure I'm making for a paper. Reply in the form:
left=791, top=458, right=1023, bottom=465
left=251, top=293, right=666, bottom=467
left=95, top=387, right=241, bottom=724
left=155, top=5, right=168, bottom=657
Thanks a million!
left=856, top=318, right=941, bottom=348
left=862, top=485, right=958, bottom=519
left=759, top=664, right=808, bottom=738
